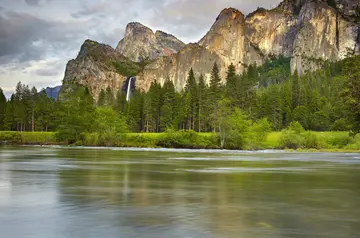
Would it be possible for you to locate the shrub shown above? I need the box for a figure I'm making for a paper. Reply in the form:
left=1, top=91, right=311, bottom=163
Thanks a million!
left=156, top=130, right=218, bottom=149
left=303, top=132, right=321, bottom=149
left=0, top=131, right=23, bottom=144
left=248, top=118, right=272, bottom=149
left=279, top=129, right=304, bottom=149
left=288, top=121, right=305, bottom=134
left=344, top=134, right=360, bottom=150
left=325, top=133, right=352, bottom=148
left=330, top=119, right=351, bottom=131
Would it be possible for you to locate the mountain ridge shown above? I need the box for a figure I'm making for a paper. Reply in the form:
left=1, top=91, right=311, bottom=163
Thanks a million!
left=60, top=0, right=360, bottom=98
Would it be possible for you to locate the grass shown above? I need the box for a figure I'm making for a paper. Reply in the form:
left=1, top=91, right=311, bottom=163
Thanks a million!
left=1, top=131, right=359, bottom=152
left=0, top=131, right=57, bottom=145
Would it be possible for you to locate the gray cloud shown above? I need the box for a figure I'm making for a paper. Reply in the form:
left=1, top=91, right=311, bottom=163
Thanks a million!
left=25, top=0, right=41, bottom=5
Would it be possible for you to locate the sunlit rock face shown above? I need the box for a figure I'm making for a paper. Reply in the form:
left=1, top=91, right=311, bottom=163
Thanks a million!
left=245, top=8, right=297, bottom=57
left=60, top=40, right=128, bottom=100
left=290, top=0, right=359, bottom=74
left=115, top=22, right=185, bottom=62
left=137, top=8, right=264, bottom=91
left=136, top=43, right=222, bottom=92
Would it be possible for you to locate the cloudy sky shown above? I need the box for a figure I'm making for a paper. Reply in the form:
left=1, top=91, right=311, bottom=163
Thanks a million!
left=0, top=0, right=282, bottom=97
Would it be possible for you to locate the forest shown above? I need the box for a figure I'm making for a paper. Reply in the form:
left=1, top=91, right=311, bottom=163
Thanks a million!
left=1, top=55, right=360, bottom=150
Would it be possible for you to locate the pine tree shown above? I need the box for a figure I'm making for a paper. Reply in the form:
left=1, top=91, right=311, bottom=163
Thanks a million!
left=35, top=91, right=54, bottom=131
left=209, top=62, right=222, bottom=131
left=98, top=89, right=106, bottom=106
left=160, top=80, right=176, bottom=131
left=197, top=74, right=209, bottom=132
left=56, top=86, right=95, bottom=143
left=0, top=88, right=6, bottom=130
left=30, top=86, right=38, bottom=131
left=292, top=71, right=300, bottom=109
left=341, top=56, right=360, bottom=133
left=105, top=86, right=115, bottom=106
left=225, top=63, right=237, bottom=104
left=127, top=90, right=143, bottom=132
left=184, top=68, right=198, bottom=130
left=4, top=98, right=14, bottom=131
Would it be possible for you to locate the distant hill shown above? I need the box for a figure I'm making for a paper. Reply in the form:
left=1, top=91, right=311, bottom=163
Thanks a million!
left=45, top=86, right=61, bottom=99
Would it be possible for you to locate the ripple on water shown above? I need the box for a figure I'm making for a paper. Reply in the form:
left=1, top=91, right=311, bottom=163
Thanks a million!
left=182, top=167, right=314, bottom=174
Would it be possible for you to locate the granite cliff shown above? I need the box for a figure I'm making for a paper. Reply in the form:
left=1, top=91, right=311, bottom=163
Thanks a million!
left=60, top=0, right=360, bottom=98
left=115, top=22, right=185, bottom=62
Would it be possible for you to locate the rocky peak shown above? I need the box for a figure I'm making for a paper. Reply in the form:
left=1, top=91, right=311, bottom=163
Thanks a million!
left=217, top=7, right=244, bottom=20
left=61, top=40, right=133, bottom=100
left=155, top=30, right=186, bottom=53
left=116, top=22, right=185, bottom=62
left=199, top=7, right=262, bottom=77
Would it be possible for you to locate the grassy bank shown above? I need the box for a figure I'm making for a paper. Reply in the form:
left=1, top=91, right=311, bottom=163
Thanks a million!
left=1, top=131, right=359, bottom=151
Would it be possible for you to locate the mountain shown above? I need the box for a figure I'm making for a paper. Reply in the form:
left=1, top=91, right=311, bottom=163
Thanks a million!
left=115, top=22, right=186, bottom=62
left=45, top=86, right=61, bottom=99
left=59, top=39, right=143, bottom=100
left=60, top=0, right=360, bottom=98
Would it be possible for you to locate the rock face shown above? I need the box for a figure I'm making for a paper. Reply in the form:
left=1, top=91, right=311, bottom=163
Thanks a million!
left=60, top=40, right=132, bottom=100
left=137, top=8, right=263, bottom=91
left=245, top=8, right=297, bottom=57
left=115, top=22, right=185, bottom=62
left=137, top=43, right=222, bottom=91
left=246, top=0, right=359, bottom=74
left=61, top=0, right=360, bottom=96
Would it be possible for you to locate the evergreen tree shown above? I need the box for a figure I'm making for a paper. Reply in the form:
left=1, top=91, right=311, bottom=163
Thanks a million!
left=3, top=98, right=14, bottom=131
left=105, top=86, right=115, bottom=106
left=35, top=91, right=54, bottom=131
left=98, top=89, right=106, bottom=106
left=57, top=86, right=95, bottom=143
left=225, top=63, right=237, bottom=105
left=197, top=74, right=209, bottom=132
left=292, top=71, right=300, bottom=109
left=30, top=86, right=38, bottom=131
left=0, top=88, right=6, bottom=130
left=127, top=90, right=143, bottom=132
left=160, top=80, right=176, bottom=131
left=184, top=68, right=198, bottom=130
left=342, top=56, right=360, bottom=133
left=209, top=62, right=222, bottom=131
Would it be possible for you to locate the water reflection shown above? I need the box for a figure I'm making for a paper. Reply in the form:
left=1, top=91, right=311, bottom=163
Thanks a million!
left=0, top=146, right=360, bottom=238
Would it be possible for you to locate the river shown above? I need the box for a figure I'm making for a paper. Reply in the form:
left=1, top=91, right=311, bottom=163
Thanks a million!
left=0, top=146, right=359, bottom=237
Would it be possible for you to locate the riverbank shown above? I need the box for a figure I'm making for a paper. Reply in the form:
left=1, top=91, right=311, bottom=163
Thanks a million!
left=1, top=131, right=359, bottom=152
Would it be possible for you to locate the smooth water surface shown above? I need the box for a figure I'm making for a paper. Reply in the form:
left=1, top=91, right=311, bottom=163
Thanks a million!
left=0, top=146, right=360, bottom=238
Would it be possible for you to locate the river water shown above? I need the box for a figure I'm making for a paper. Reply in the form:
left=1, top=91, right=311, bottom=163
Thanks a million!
left=0, top=146, right=359, bottom=238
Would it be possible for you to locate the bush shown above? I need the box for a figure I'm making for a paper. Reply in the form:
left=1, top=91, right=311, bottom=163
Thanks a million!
left=279, top=129, right=304, bottom=149
left=344, top=134, right=360, bottom=150
left=156, top=130, right=218, bottom=149
left=288, top=121, right=305, bottom=134
left=330, top=119, right=351, bottom=131
left=0, top=131, right=23, bottom=144
left=248, top=118, right=272, bottom=149
left=325, top=133, right=352, bottom=148
left=303, top=132, right=321, bottom=149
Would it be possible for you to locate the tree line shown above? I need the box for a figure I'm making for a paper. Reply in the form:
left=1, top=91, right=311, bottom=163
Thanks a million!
left=1, top=55, right=360, bottom=144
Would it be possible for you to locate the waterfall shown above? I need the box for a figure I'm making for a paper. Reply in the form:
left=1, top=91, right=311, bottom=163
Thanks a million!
left=126, top=77, right=132, bottom=102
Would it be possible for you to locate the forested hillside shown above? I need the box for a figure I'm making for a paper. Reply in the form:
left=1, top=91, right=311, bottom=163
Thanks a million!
left=1, top=56, right=360, bottom=148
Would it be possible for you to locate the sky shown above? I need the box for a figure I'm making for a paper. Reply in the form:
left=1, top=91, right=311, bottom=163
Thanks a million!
left=0, top=0, right=282, bottom=98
